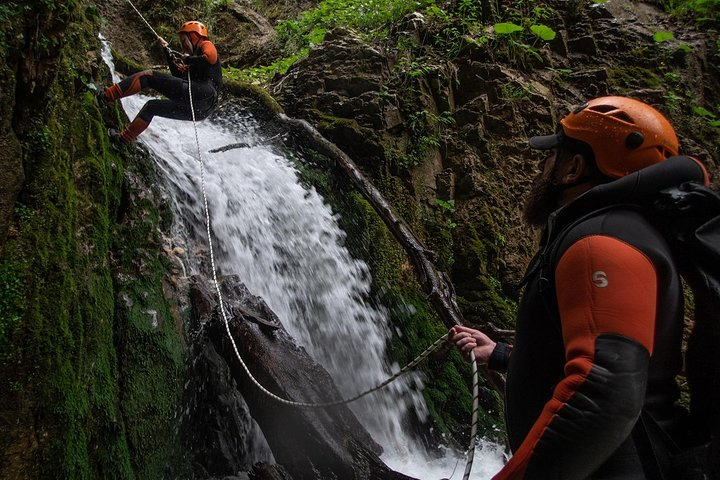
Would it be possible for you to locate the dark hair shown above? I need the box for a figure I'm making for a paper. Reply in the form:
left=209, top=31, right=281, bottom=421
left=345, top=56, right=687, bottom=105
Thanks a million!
left=561, top=136, right=595, bottom=163
left=560, top=136, right=613, bottom=184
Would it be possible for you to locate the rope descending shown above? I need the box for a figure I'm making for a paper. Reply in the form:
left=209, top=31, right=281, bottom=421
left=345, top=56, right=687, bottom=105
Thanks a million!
left=124, top=0, right=162, bottom=40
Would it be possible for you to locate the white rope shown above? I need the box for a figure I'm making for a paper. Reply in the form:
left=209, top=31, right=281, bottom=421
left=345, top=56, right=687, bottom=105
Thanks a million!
left=113, top=4, right=485, bottom=474
left=462, top=350, right=479, bottom=480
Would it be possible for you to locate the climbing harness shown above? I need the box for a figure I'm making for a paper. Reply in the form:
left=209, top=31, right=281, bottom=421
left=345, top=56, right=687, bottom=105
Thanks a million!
left=120, top=2, right=483, bottom=476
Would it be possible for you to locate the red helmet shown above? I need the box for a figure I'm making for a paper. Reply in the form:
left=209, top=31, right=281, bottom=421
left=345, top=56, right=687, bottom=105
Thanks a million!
left=178, top=21, right=208, bottom=39
left=530, top=96, right=679, bottom=178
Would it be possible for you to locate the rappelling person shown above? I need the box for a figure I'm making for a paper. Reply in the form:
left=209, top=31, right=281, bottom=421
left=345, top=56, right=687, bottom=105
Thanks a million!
left=96, top=20, right=222, bottom=148
left=449, top=96, right=715, bottom=478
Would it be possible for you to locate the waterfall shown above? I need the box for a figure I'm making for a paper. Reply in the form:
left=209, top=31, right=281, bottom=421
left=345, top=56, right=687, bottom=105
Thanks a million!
left=100, top=36, right=504, bottom=479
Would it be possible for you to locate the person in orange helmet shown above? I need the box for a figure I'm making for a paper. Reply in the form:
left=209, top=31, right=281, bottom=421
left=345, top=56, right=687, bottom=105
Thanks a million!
left=97, top=20, right=222, bottom=148
left=450, top=96, right=712, bottom=478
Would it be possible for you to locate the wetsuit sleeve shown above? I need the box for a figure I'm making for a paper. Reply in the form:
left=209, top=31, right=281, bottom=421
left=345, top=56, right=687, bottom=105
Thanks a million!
left=493, top=235, right=656, bottom=479
left=184, top=41, right=218, bottom=66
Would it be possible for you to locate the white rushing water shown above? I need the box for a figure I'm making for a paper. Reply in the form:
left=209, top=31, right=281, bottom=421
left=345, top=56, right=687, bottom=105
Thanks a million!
left=101, top=35, right=504, bottom=479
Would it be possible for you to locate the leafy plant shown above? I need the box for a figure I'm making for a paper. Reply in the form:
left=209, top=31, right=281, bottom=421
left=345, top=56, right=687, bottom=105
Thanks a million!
left=436, top=198, right=456, bottom=212
left=693, top=106, right=720, bottom=127
left=435, top=199, right=457, bottom=229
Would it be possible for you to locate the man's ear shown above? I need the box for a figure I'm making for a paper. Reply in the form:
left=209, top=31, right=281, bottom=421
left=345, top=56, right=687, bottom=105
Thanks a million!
left=559, top=154, right=588, bottom=185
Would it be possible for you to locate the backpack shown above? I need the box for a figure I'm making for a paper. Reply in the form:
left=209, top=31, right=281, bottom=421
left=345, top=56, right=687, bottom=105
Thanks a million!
left=536, top=156, right=720, bottom=479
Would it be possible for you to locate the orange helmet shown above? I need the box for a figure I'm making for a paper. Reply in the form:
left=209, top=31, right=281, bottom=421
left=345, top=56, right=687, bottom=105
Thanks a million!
left=530, top=96, right=679, bottom=178
left=178, top=21, right=208, bottom=39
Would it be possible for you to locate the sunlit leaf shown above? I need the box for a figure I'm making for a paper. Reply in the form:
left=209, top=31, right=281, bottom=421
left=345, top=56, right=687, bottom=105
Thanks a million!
left=530, top=24, right=556, bottom=41
left=494, top=22, right=523, bottom=35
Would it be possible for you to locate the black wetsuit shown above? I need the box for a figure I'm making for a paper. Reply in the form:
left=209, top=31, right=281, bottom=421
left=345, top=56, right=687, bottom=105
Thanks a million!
left=493, top=157, right=709, bottom=479
left=105, top=39, right=222, bottom=142
left=137, top=40, right=220, bottom=122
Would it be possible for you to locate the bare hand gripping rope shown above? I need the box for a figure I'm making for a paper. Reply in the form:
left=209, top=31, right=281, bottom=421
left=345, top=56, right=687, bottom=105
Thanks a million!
left=122, top=1, right=482, bottom=476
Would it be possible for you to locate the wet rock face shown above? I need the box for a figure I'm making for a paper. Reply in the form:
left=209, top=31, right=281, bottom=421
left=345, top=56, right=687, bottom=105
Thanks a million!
left=183, top=332, right=274, bottom=479
left=189, top=275, right=416, bottom=480
left=271, top=2, right=720, bottom=313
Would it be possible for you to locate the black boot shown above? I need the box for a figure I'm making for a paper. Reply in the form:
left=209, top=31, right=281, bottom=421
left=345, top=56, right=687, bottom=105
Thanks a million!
left=89, top=83, right=109, bottom=104
left=108, top=128, right=128, bottom=149
left=96, top=89, right=109, bottom=104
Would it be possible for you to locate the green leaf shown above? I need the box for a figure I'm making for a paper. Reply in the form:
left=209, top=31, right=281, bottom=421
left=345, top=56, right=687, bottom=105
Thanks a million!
left=494, top=22, right=523, bottom=35
left=677, top=43, right=692, bottom=53
left=436, top=199, right=456, bottom=212
left=530, top=24, right=556, bottom=41
left=592, top=0, right=609, bottom=3
left=653, top=31, right=674, bottom=42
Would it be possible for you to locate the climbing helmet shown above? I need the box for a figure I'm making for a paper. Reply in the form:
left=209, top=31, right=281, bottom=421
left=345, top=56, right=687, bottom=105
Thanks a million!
left=530, top=96, right=679, bottom=178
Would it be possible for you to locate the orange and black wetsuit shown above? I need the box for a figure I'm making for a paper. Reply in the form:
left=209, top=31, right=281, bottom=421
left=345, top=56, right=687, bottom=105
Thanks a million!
left=492, top=157, right=709, bottom=479
left=102, top=39, right=222, bottom=143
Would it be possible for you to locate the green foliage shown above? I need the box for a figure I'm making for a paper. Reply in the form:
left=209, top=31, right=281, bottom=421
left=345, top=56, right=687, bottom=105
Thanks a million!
left=435, top=199, right=457, bottom=229
left=398, top=109, right=455, bottom=169
left=661, top=0, right=720, bottom=27
left=500, top=82, right=532, bottom=101
left=677, top=43, right=693, bottom=53
left=490, top=13, right=556, bottom=68
left=436, top=199, right=456, bottom=213
left=277, top=0, right=434, bottom=49
left=693, top=106, right=720, bottom=127
left=223, top=49, right=309, bottom=85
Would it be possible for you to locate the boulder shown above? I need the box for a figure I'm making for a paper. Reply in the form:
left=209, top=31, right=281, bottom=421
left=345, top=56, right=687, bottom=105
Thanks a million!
left=190, top=275, right=416, bottom=480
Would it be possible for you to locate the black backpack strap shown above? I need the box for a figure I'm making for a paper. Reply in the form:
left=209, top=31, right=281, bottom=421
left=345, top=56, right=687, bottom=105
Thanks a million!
left=535, top=205, right=640, bottom=328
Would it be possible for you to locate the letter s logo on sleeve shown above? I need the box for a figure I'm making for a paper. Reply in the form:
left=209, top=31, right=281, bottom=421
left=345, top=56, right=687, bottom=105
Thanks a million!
left=593, top=271, right=608, bottom=287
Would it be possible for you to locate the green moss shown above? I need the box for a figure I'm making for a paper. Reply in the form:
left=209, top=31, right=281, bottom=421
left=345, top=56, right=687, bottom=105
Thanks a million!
left=112, top=48, right=148, bottom=76
left=0, top=3, right=189, bottom=478
left=222, top=78, right=285, bottom=116
left=382, top=288, right=503, bottom=439
left=607, top=66, right=662, bottom=91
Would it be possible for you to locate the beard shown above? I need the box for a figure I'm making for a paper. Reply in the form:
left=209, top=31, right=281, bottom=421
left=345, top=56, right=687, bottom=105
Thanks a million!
left=522, top=170, right=563, bottom=227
